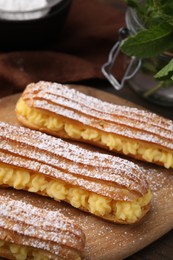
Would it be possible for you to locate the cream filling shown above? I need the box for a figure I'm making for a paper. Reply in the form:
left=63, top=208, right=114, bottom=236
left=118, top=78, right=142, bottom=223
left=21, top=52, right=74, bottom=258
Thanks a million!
left=0, top=240, right=53, bottom=260
left=0, top=241, right=81, bottom=260
left=0, top=165, right=151, bottom=224
left=16, top=98, right=173, bottom=169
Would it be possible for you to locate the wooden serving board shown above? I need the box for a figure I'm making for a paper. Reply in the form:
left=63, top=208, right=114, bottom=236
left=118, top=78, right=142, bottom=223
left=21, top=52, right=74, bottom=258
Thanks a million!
left=0, top=85, right=173, bottom=260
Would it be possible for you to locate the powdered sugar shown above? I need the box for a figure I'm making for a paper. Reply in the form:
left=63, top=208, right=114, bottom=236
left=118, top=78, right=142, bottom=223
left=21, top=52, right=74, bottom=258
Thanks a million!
left=0, top=121, right=149, bottom=198
left=0, top=189, right=85, bottom=256
left=23, top=82, right=173, bottom=150
left=0, top=0, right=48, bottom=20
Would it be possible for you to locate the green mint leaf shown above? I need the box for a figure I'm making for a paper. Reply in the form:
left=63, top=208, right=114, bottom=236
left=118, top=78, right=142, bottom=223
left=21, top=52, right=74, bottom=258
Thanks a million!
left=154, top=58, right=173, bottom=80
left=162, top=1, right=173, bottom=16
left=120, top=23, right=173, bottom=58
left=162, top=14, right=173, bottom=26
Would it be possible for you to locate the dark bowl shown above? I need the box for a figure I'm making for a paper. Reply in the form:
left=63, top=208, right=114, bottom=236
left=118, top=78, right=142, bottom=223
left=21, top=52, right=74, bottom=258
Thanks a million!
left=0, top=0, right=72, bottom=51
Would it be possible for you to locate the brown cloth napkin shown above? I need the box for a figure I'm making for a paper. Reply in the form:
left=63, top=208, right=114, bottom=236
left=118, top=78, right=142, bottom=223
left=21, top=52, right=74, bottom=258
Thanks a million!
left=0, top=0, right=125, bottom=95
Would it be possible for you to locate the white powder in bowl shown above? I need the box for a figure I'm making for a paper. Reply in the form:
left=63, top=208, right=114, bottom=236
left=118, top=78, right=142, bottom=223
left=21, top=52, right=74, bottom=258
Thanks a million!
left=0, top=0, right=48, bottom=11
left=0, top=0, right=49, bottom=20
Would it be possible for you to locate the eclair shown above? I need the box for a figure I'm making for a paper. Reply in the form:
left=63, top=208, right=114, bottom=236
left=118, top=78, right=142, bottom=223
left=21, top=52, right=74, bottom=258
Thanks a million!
left=15, top=81, right=173, bottom=169
left=0, top=122, right=151, bottom=224
left=0, top=188, right=85, bottom=260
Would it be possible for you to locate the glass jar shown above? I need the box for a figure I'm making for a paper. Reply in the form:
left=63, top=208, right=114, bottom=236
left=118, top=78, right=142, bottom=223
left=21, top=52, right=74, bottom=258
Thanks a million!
left=125, top=7, right=173, bottom=107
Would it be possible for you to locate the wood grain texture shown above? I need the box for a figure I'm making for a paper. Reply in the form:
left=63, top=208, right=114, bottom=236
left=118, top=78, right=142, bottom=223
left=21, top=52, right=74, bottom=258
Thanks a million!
left=0, top=85, right=173, bottom=260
